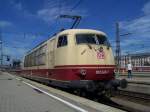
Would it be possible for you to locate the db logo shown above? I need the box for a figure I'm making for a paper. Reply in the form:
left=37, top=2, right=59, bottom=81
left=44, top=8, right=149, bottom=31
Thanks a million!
left=97, top=51, right=105, bottom=59
left=96, top=47, right=105, bottom=59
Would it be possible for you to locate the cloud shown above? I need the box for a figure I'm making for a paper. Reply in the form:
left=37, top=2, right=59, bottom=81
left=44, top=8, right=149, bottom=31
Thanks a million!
left=2, top=30, right=44, bottom=64
left=119, top=1, right=150, bottom=54
left=13, top=3, right=23, bottom=11
left=2, top=32, right=43, bottom=61
left=37, top=8, right=87, bottom=23
left=37, top=1, right=88, bottom=23
left=142, top=1, right=150, bottom=14
left=0, top=21, right=13, bottom=28
left=10, top=1, right=23, bottom=11
left=120, top=15, right=150, bottom=37
left=37, top=8, right=59, bottom=23
left=4, top=46, right=28, bottom=58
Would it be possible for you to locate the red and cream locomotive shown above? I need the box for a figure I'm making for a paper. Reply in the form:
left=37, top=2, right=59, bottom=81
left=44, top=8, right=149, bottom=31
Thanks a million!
left=22, top=29, right=127, bottom=95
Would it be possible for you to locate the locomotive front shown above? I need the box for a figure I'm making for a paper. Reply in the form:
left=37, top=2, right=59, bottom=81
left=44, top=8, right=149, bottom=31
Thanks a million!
left=56, top=29, right=115, bottom=79
left=74, top=30, right=115, bottom=80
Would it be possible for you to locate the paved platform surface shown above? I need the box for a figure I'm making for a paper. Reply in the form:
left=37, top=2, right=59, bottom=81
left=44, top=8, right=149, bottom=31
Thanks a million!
left=0, top=72, right=124, bottom=112
left=0, top=72, right=81, bottom=112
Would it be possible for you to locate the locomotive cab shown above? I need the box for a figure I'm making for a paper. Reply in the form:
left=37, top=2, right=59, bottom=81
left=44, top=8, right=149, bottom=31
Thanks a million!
left=55, top=29, right=115, bottom=81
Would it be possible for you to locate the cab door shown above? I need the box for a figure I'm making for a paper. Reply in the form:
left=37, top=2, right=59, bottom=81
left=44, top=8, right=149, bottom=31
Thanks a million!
left=54, top=35, right=69, bottom=66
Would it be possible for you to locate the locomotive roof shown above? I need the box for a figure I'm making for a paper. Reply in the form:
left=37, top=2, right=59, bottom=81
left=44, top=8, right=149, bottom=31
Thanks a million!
left=58, top=29, right=106, bottom=36
left=26, top=29, right=106, bottom=55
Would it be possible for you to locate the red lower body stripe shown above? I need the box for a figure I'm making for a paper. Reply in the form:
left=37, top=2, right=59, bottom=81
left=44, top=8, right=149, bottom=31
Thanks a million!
left=22, top=65, right=115, bottom=81
left=54, top=65, right=116, bottom=68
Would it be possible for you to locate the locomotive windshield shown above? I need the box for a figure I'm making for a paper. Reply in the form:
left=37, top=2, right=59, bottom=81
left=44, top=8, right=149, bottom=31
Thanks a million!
left=76, top=34, right=110, bottom=46
left=96, top=35, right=110, bottom=46
left=76, top=34, right=96, bottom=44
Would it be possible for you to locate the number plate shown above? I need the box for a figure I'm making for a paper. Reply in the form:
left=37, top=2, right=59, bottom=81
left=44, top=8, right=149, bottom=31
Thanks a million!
left=96, top=70, right=109, bottom=74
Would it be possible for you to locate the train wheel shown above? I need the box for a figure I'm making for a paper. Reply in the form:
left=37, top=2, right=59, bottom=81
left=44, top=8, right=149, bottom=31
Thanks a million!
left=74, top=89, right=81, bottom=96
left=105, top=88, right=115, bottom=98
left=80, top=90, right=86, bottom=97
left=74, top=89, right=86, bottom=97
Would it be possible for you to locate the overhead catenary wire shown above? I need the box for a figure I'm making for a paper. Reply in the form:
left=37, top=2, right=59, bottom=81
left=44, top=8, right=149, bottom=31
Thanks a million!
left=4, top=44, right=30, bottom=49
left=55, top=0, right=62, bottom=30
left=0, top=28, right=3, bottom=65
left=1, top=31, right=50, bottom=37
left=70, top=0, right=83, bottom=12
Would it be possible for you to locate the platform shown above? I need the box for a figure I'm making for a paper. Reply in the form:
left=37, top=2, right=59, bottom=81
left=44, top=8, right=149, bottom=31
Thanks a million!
left=0, top=72, right=124, bottom=112
left=117, top=73, right=150, bottom=85
left=117, top=73, right=150, bottom=95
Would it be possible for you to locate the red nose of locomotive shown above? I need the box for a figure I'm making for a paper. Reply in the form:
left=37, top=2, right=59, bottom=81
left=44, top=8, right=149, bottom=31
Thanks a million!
left=75, top=65, right=115, bottom=80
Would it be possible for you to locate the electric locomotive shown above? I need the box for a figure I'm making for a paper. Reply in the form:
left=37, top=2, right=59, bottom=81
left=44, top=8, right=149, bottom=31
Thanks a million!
left=22, top=29, right=127, bottom=96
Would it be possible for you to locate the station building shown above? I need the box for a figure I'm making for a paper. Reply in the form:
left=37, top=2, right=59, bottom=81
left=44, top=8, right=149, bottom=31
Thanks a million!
left=120, top=52, right=150, bottom=72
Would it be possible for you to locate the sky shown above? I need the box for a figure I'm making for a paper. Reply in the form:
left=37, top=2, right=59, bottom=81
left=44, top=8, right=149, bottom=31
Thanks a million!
left=0, top=0, right=150, bottom=64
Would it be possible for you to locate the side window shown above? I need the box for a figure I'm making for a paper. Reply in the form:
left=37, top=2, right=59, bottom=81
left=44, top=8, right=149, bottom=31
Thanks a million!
left=57, top=35, right=68, bottom=48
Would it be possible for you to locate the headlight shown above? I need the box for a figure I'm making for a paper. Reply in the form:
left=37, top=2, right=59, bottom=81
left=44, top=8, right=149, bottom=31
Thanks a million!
left=80, top=69, right=86, bottom=76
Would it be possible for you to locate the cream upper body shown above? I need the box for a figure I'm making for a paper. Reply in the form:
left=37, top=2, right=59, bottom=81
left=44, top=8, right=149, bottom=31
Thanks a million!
left=23, top=29, right=115, bottom=69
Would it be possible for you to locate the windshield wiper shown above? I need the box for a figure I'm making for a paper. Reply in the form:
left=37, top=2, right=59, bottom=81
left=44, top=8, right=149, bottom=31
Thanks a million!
left=87, top=44, right=92, bottom=49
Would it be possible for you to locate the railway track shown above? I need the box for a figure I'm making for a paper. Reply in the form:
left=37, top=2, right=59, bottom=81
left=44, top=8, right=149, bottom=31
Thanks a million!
left=63, top=83, right=150, bottom=112
left=117, top=90, right=150, bottom=101
left=110, top=89, right=150, bottom=112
